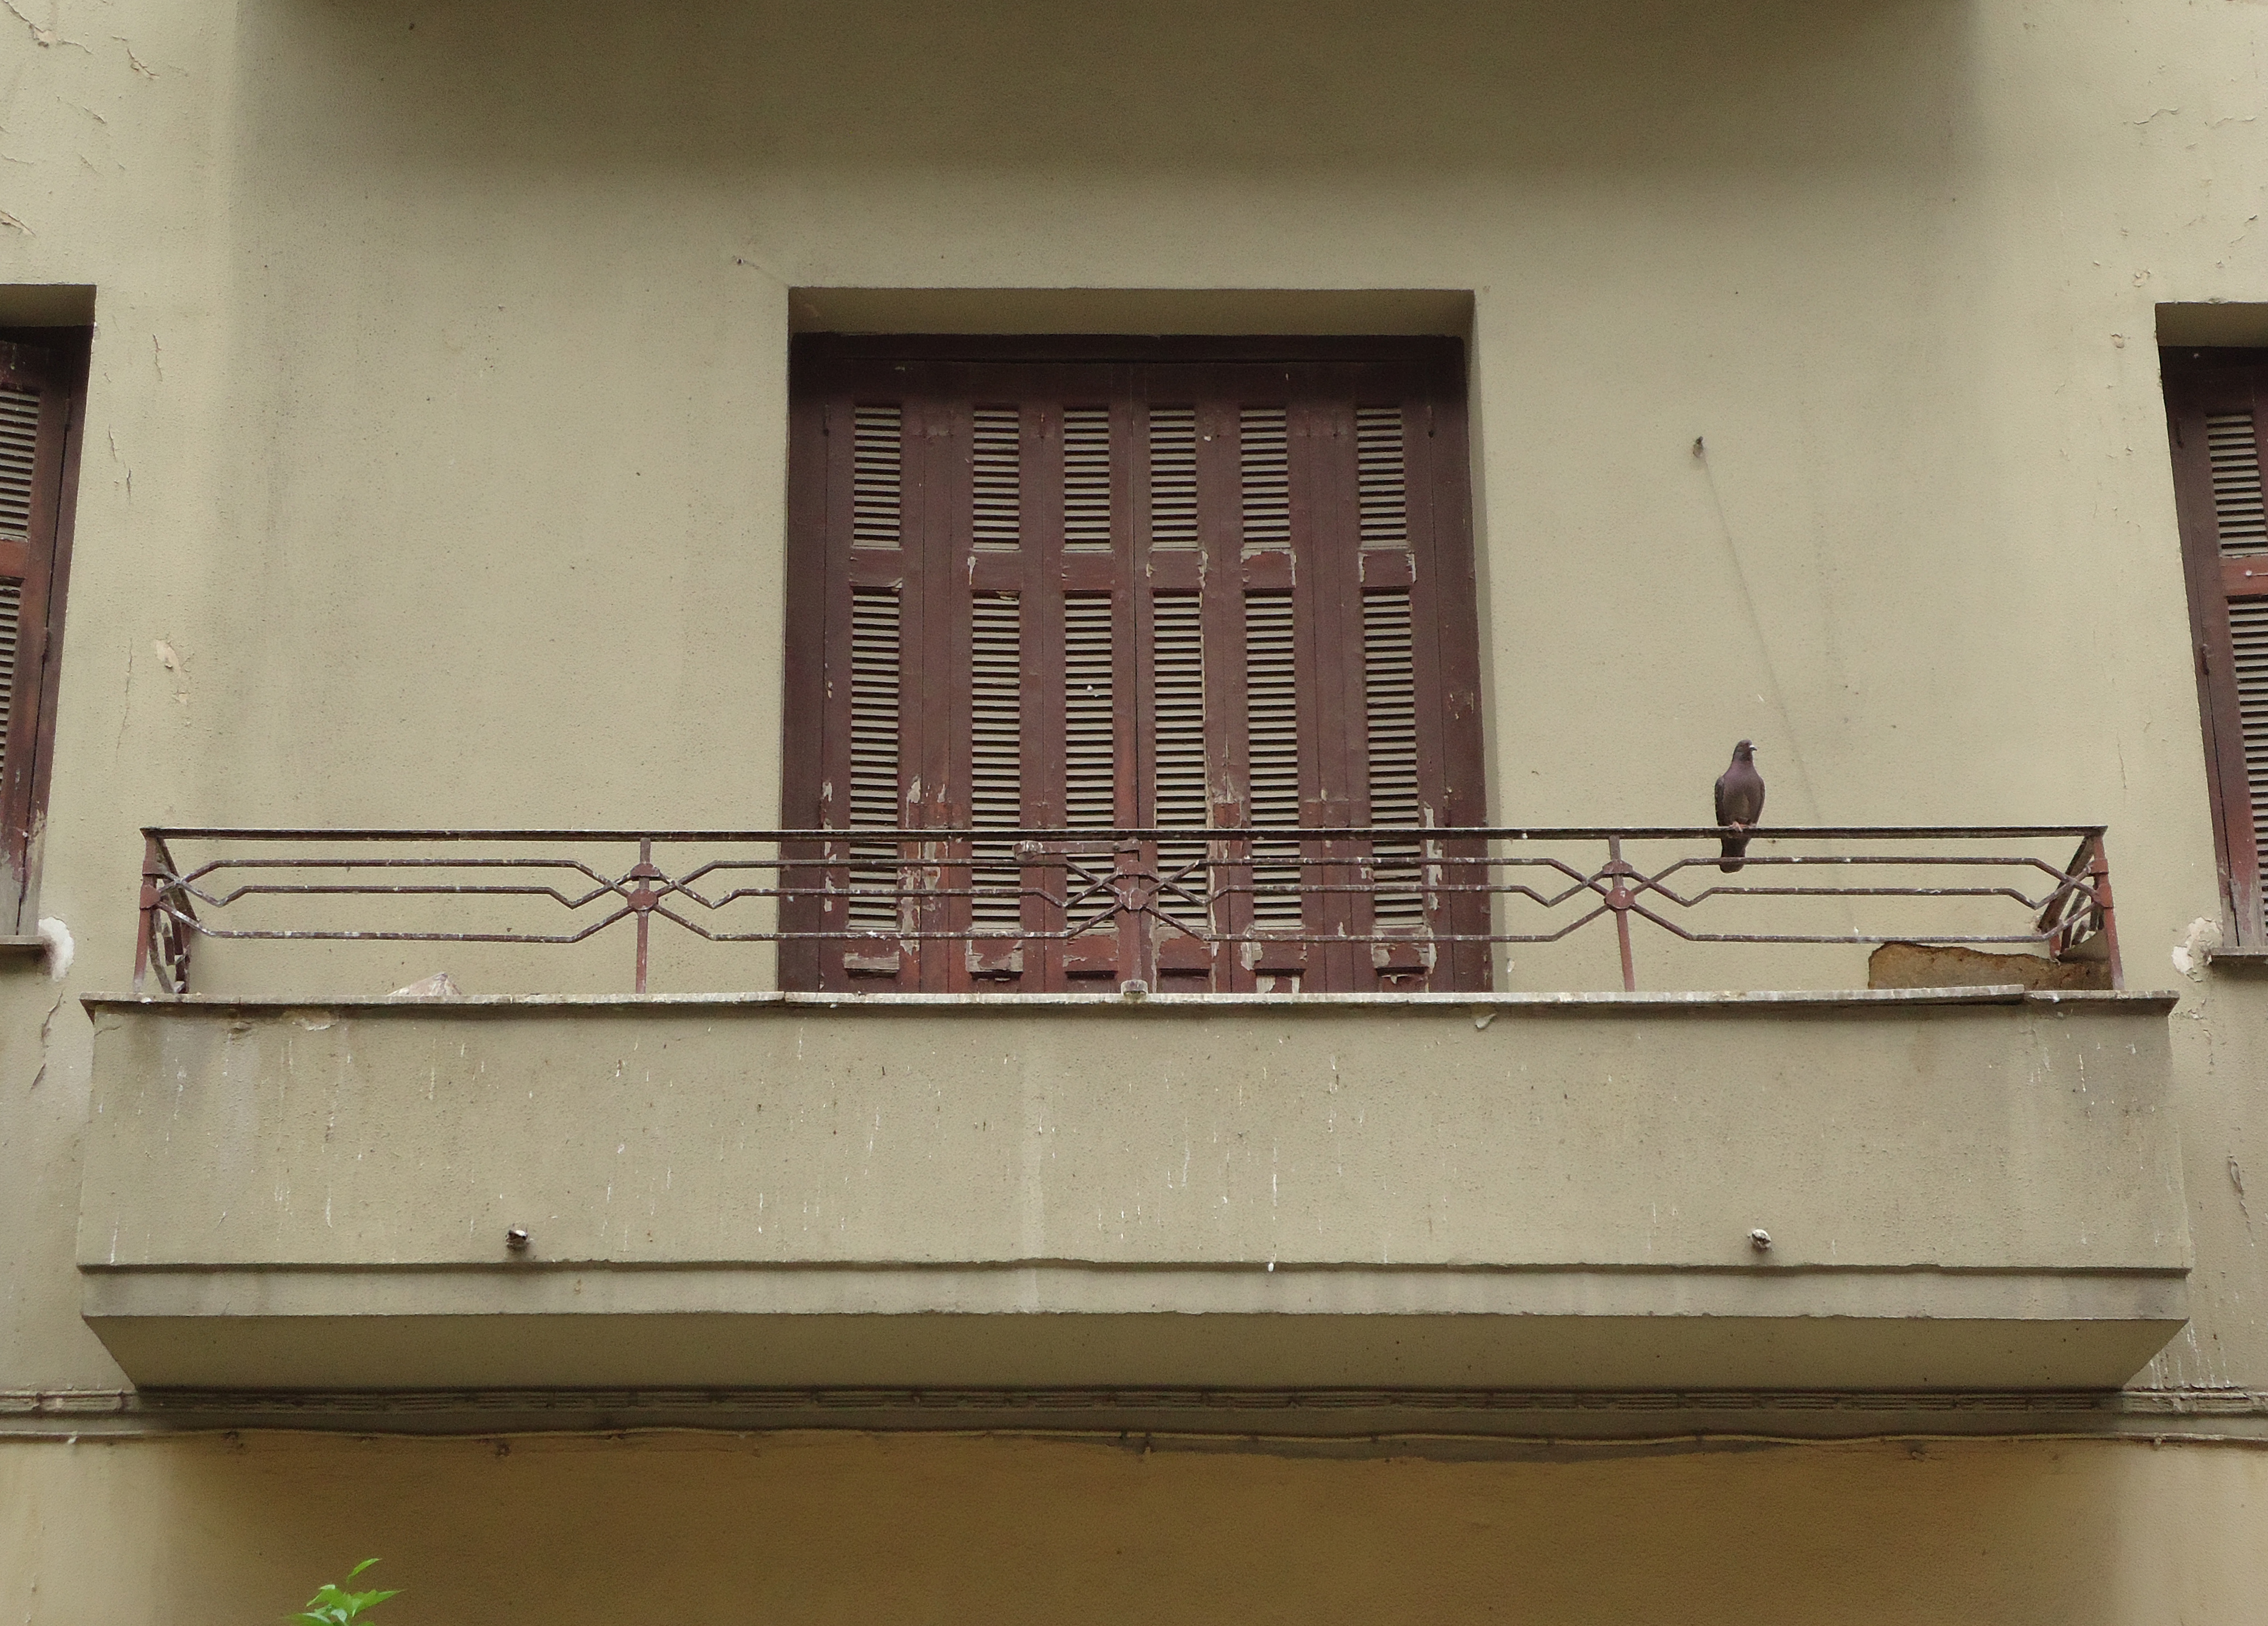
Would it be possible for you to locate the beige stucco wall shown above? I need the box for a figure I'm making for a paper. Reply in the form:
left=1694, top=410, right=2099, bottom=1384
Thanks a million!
left=2, top=0, right=2268, bottom=1604
left=3, top=1431, right=2267, bottom=1625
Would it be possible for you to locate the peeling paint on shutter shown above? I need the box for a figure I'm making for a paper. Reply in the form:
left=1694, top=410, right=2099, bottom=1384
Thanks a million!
left=1240, top=406, right=1290, bottom=554
left=972, top=406, right=1020, bottom=552
left=1365, top=587, right=1423, bottom=926
left=1149, top=405, right=1198, bottom=549
left=2209, top=412, right=2268, bottom=555
left=969, top=592, right=1023, bottom=934
left=847, top=585, right=901, bottom=932
left=1244, top=588, right=1303, bottom=930
left=1064, top=407, right=1112, bottom=553
left=852, top=405, right=902, bottom=548
left=0, top=388, right=37, bottom=539
left=1153, top=591, right=1208, bottom=930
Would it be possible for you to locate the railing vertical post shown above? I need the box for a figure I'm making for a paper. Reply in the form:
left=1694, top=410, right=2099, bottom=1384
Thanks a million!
left=1606, top=835, right=1638, bottom=993
left=2090, top=833, right=2124, bottom=991
left=1119, top=839, right=1156, bottom=995
left=133, top=831, right=161, bottom=994
left=628, top=836, right=660, bottom=995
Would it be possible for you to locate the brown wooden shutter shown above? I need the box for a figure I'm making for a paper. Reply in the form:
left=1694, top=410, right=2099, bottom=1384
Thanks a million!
left=0, top=339, right=77, bottom=930
left=786, top=338, right=1485, bottom=993
left=2165, top=349, right=2268, bottom=946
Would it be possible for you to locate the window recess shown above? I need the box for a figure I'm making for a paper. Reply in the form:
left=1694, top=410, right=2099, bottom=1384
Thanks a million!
left=2164, top=348, right=2268, bottom=946
left=784, top=338, right=1485, bottom=992
left=0, top=331, right=84, bottom=935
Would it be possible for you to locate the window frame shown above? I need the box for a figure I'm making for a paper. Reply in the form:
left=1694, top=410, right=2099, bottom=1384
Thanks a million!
left=2162, top=345, right=2268, bottom=947
left=0, top=326, right=88, bottom=934
left=781, top=332, right=1486, bottom=993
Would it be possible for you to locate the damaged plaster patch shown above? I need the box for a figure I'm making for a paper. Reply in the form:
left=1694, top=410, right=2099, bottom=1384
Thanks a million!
left=2172, top=916, right=2224, bottom=980
left=152, top=639, right=187, bottom=704
left=36, top=915, right=71, bottom=980
left=0, top=0, right=84, bottom=50
left=0, top=209, right=31, bottom=235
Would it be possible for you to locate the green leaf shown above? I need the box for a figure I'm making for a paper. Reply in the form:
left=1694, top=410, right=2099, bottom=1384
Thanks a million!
left=289, top=1562, right=399, bottom=1626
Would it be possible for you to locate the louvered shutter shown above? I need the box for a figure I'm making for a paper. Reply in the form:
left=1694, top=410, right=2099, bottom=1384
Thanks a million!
left=2165, top=351, right=2268, bottom=945
left=787, top=339, right=1484, bottom=993
left=0, top=341, right=73, bottom=929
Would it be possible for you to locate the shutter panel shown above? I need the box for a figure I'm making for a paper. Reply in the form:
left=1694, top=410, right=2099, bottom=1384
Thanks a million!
left=2164, top=352, right=2268, bottom=945
left=844, top=584, right=902, bottom=939
left=787, top=339, right=1485, bottom=992
left=0, top=341, right=74, bottom=931
left=0, top=388, right=36, bottom=800
left=1242, top=587, right=1304, bottom=934
left=2230, top=598, right=2268, bottom=918
left=967, top=591, right=1023, bottom=945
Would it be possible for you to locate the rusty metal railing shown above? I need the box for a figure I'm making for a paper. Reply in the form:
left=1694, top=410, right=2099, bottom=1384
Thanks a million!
left=132, top=824, right=2121, bottom=996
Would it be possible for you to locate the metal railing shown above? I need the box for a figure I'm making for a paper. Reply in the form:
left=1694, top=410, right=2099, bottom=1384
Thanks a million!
left=133, top=824, right=2121, bottom=996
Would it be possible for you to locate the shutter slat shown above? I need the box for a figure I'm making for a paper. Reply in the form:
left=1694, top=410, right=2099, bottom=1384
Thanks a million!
left=972, top=407, right=1020, bottom=552
left=968, top=592, right=1023, bottom=933
left=853, top=405, right=902, bottom=549
left=1240, top=406, right=1290, bottom=555
left=1365, top=587, right=1423, bottom=926
left=2231, top=599, right=2268, bottom=899
left=1148, top=405, right=1198, bottom=549
left=847, top=585, right=901, bottom=930
left=0, top=387, right=38, bottom=540
left=1356, top=405, right=1407, bottom=550
left=1153, top=591, right=1208, bottom=929
left=1244, top=588, right=1302, bottom=930
left=0, top=580, right=20, bottom=785
left=2208, top=411, right=2268, bottom=556
left=1064, top=407, right=1112, bottom=553
left=1064, top=592, right=1117, bottom=928
left=1064, top=593, right=1116, bottom=827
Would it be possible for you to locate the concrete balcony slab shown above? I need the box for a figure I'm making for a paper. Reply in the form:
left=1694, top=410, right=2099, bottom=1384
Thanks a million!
left=77, top=989, right=2189, bottom=1393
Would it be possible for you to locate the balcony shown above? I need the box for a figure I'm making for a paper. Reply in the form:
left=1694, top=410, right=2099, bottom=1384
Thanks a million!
left=78, top=825, right=2188, bottom=1394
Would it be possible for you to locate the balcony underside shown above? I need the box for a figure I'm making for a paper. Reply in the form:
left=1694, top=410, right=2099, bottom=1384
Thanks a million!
left=85, top=1266, right=2182, bottom=1392
left=79, top=988, right=2189, bottom=1394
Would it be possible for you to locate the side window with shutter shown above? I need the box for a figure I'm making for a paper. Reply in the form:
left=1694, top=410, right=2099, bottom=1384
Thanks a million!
left=2164, top=348, right=2268, bottom=946
left=784, top=338, right=1485, bottom=993
left=0, top=334, right=84, bottom=933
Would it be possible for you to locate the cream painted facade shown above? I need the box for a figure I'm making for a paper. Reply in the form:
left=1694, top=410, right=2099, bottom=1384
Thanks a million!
left=5, top=1, right=2268, bottom=1619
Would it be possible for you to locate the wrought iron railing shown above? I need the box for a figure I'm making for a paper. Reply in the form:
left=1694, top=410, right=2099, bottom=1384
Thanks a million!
left=133, top=824, right=2121, bottom=996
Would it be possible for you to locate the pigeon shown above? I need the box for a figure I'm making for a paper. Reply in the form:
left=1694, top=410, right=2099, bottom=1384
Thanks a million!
left=1714, top=740, right=1765, bottom=873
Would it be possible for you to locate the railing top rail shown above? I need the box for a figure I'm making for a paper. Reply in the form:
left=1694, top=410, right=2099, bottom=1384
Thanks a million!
left=133, top=821, right=2122, bottom=997
left=143, top=824, right=2111, bottom=844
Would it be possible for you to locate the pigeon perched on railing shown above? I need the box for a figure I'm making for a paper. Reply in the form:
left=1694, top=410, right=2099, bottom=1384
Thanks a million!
left=1714, top=740, right=1764, bottom=873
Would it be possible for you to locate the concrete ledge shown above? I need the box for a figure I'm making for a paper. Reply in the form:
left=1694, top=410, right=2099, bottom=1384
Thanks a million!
left=85, top=986, right=2186, bottom=1015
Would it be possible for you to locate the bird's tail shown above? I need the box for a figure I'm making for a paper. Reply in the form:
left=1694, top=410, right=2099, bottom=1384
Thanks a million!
left=1718, top=835, right=1749, bottom=874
